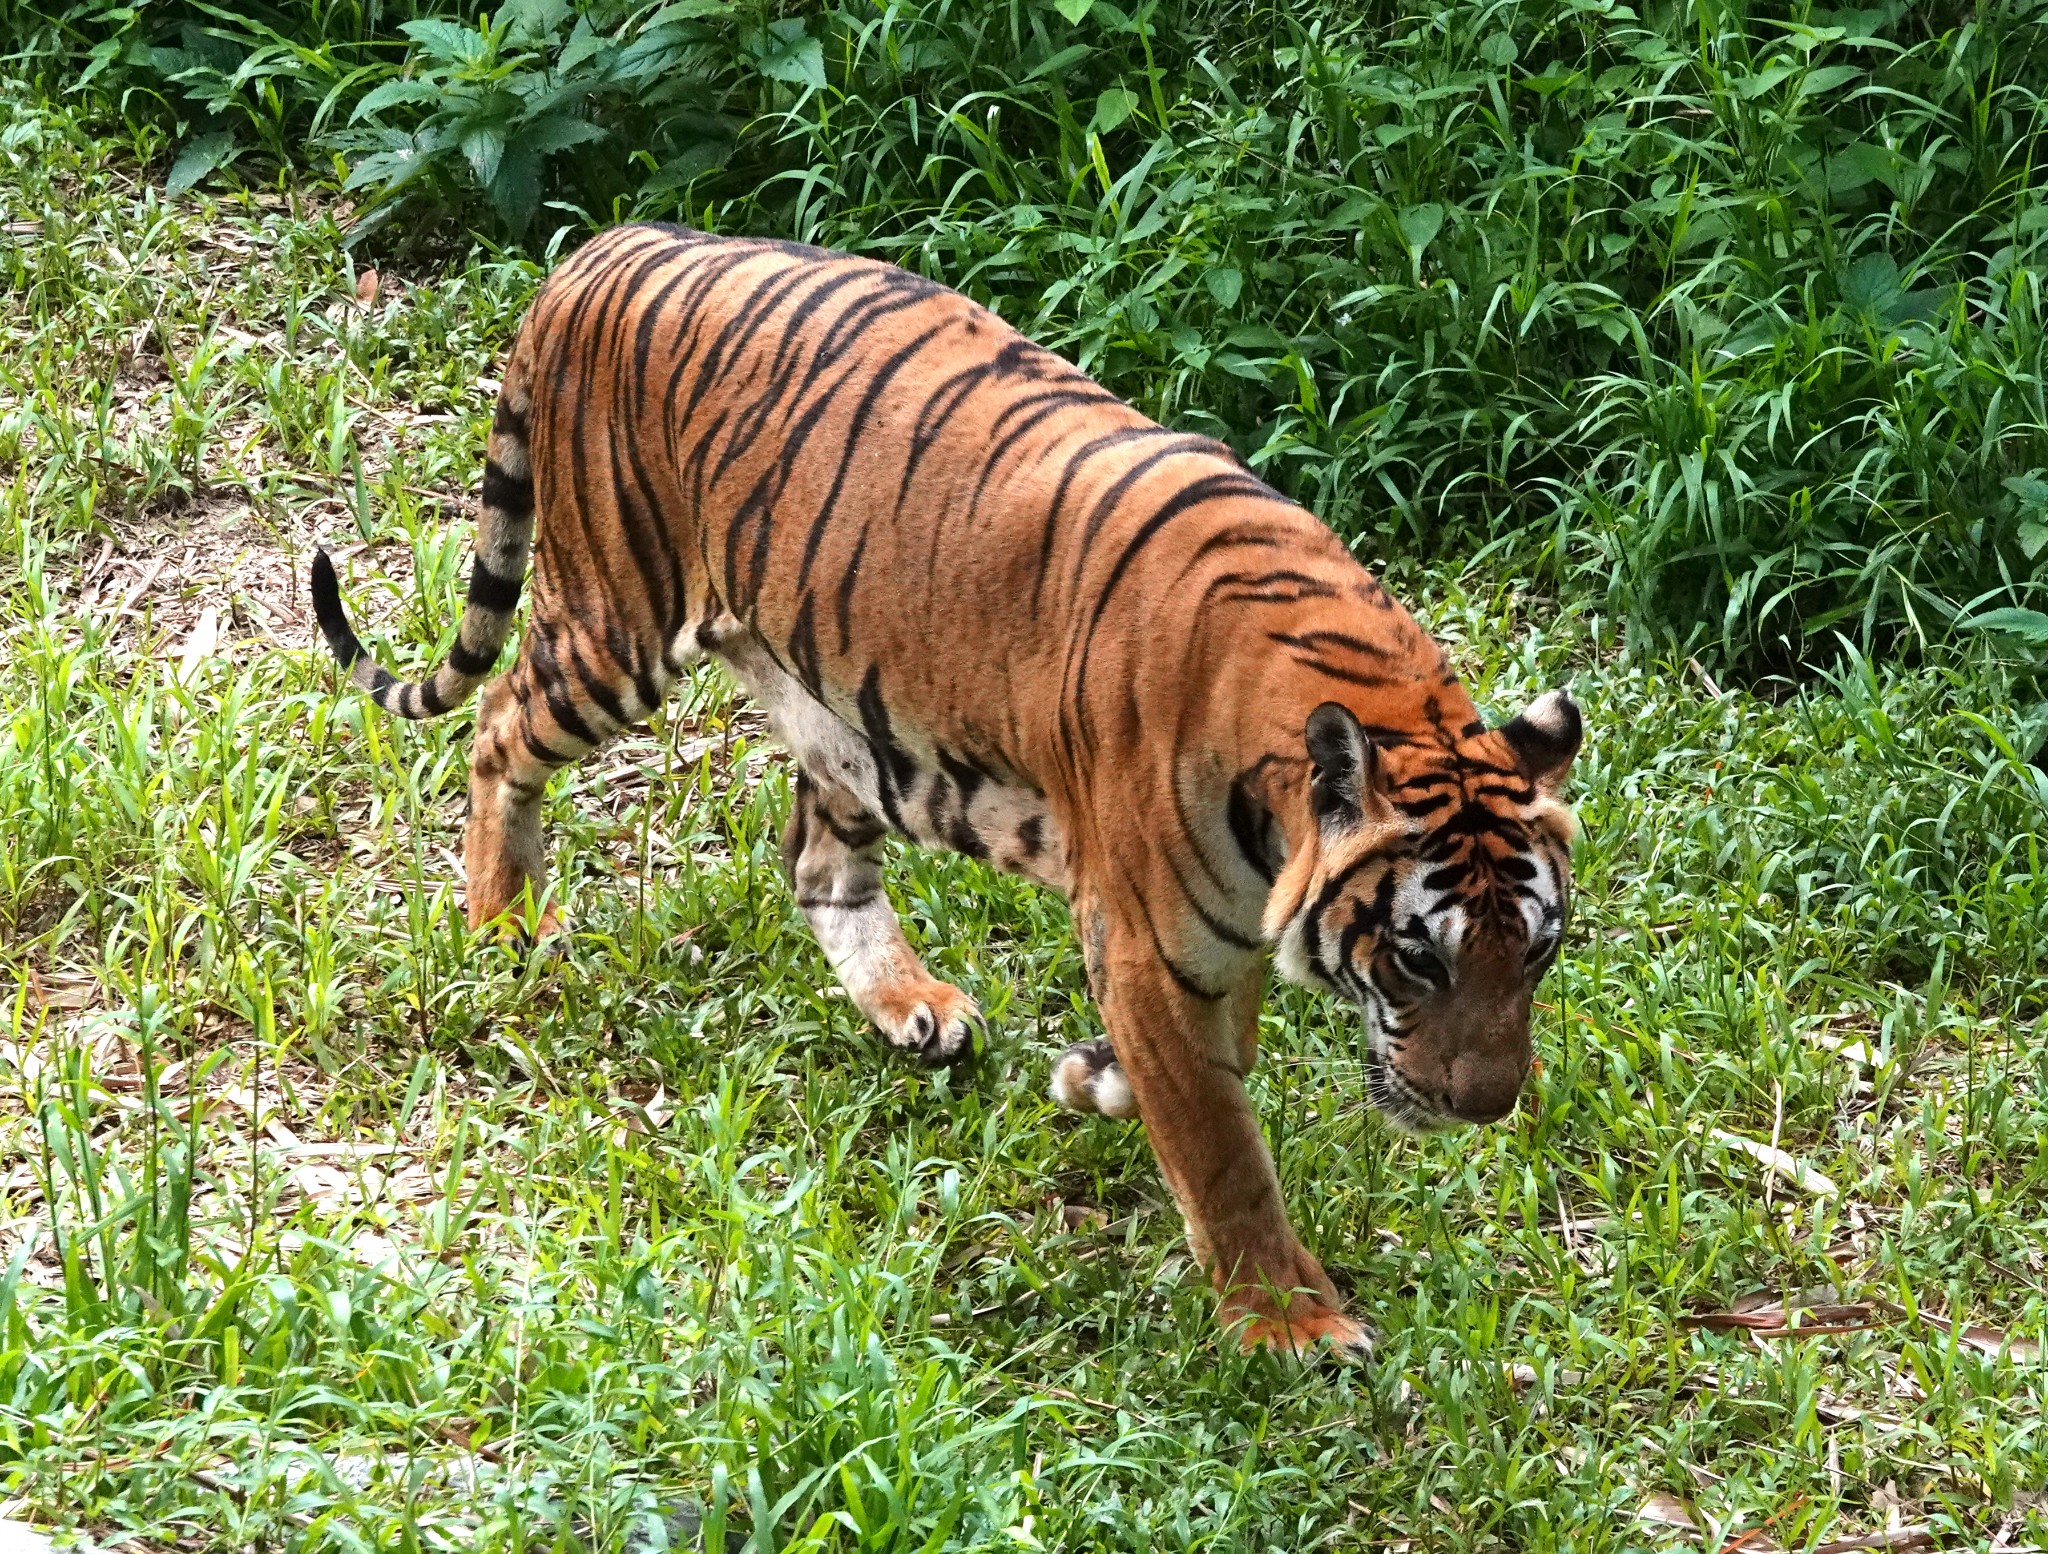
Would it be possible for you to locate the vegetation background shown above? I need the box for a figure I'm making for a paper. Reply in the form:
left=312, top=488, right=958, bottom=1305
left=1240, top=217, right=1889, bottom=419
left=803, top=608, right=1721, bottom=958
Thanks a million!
left=0, top=0, right=2046, bottom=1548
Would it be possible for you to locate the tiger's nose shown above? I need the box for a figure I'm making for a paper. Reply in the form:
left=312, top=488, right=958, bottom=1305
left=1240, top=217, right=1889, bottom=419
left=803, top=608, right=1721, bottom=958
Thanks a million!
left=1445, top=1056, right=1526, bottom=1124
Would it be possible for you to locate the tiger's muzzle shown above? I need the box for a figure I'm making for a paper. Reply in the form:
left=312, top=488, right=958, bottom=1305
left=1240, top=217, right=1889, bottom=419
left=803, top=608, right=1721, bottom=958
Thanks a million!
left=1372, top=997, right=1534, bottom=1130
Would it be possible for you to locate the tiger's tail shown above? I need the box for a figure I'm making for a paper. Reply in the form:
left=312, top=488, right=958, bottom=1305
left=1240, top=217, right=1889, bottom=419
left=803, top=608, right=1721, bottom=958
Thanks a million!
left=310, top=372, right=536, bottom=720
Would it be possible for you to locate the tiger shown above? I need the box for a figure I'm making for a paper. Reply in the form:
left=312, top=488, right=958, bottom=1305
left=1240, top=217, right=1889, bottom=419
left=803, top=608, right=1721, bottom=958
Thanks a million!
left=310, top=223, right=1582, bottom=1356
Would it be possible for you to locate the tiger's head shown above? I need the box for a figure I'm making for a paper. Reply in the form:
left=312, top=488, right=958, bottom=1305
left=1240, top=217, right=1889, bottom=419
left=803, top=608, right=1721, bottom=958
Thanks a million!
left=1263, top=691, right=1582, bottom=1132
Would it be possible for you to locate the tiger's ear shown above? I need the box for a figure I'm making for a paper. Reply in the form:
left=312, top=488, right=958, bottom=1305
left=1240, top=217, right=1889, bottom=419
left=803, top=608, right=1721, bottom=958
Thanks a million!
left=1501, top=689, right=1582, bottom=795
left=1305, top=702, right=1382, bottom=830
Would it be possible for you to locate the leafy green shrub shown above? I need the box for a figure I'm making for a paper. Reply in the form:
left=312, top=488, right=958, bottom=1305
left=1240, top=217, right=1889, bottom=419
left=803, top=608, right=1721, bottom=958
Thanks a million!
left=1, top=0, right=438, bottom=187
left=0, top=0, right=762, bottom=223
left=687, top=0, right=2048, bottom=668
left=332, top=0, right=755, bottom=237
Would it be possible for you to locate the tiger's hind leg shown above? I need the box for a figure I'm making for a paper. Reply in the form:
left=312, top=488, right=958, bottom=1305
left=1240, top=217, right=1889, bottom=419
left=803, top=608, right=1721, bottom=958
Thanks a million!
left=1052, top=971, right=1259, bottom=1119
left=1050, top=1039, right=1140, bottom=1118
left=465, top=617, right=677, bottom=935
left=782, top=767, right=979, bottom=1065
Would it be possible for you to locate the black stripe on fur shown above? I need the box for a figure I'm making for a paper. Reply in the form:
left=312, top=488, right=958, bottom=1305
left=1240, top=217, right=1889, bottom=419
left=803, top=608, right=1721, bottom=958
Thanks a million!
left=310, top=549, right=366, bottom=669
left=468, top=560, right=524, bottom=613
left=449, top=638, right=500, bottom=675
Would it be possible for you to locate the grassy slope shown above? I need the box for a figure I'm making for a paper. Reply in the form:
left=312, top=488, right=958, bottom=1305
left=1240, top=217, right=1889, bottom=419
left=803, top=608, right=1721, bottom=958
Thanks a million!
left=2, top=86, right=2048, bottom=1554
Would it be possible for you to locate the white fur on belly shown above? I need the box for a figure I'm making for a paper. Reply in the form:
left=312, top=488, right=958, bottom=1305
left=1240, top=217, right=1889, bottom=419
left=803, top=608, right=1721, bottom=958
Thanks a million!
left=716, top=634, right=1067, bottom=889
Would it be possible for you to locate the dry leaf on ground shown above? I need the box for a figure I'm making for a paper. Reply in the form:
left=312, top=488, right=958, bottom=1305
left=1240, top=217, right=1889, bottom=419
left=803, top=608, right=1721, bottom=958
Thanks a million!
left=1809, top=1032, right=1880, bottom=1070
left=1504, top=1362, right=1586, bottom=1390
left=1637, top=1493, right=1699, bottom=1531
left=284, top=1141, right=409, bottom=1160
left=1810, top=1528, right=1934, bottom=1554
left=174, top=605, right=221, bottom=684
left=1682, top=1302, right=1883, bottom=1339
left=1960, top=1324, right=2042, bottom=1363
left=29, top=970, right=99, bottom=1012
left=1708, top=1129, right=1838, bottom=1197
left=609, top=1085, right=672, bottom=1133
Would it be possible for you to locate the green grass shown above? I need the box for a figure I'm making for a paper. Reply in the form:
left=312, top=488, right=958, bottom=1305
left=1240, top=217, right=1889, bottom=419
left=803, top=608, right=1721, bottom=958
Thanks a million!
left=3, top=79, right=2048, bottom=1554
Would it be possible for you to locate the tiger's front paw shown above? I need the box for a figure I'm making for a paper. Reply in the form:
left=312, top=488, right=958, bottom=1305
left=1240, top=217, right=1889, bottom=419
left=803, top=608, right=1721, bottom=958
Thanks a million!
left=867, top=980, right=981, bottom=1066
left=1226, top=1297, right=1377, bottom=1361
left=1049, top=1038, right=1138, bottom=1118
left=469, top=899, right=570, bottom=947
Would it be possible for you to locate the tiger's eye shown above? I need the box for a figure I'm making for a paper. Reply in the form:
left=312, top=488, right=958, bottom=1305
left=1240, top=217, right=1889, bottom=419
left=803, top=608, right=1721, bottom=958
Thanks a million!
left=1393, top=943, right=1444, bottom=983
